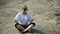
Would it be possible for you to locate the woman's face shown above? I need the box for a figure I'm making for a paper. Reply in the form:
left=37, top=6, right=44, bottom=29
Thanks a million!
left=23, top=8, right=27, bottom=13
left=22, top=9, right=27, bottom=15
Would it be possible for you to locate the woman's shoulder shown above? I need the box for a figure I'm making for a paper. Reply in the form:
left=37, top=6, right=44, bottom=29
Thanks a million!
left=27, top=13, right=31, bottom=16
left=16, top=12, right=22, bottom=16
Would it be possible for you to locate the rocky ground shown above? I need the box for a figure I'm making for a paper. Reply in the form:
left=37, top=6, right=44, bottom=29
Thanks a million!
left=0, top=0, right=60, bottom=34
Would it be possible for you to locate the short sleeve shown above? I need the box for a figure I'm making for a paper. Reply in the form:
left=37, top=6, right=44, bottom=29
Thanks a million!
left=28, top=14, right=32, bottom=22
left=14, top=13, right=20, bottom=21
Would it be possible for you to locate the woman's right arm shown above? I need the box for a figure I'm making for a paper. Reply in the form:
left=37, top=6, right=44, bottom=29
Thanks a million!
left=14, top=19, right=19, bottom=23
left=14, top=13, right=20, bottom=23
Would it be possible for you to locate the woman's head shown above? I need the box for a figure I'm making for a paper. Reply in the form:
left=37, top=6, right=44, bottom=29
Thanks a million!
left=22, top=5, right=28, bottom=11
left=21, top=4, right=28, bottom=15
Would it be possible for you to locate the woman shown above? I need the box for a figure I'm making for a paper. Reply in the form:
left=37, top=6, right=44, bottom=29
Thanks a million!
left=14, top=5, right=35, bottom=33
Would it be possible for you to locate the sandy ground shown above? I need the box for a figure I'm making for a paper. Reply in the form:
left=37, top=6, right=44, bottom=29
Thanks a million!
left=0, top=0, right=60, bottom=34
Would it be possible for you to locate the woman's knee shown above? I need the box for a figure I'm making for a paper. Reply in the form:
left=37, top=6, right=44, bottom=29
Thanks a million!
left=30, top=23, right=36, bottom=26
left=15, top=23, right=21, bottom=28
left=15, top=25, right=20, bottom=28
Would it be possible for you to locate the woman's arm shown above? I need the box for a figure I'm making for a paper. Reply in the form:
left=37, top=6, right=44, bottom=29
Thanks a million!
left=30, top=19, right=33, bottom=23
left=14, top=13, right=20, bottom=23
left=14, top=19, right=19, bottom=23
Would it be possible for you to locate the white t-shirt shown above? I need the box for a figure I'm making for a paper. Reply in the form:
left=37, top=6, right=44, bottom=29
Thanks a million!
left=14, top=13, right=32, bottom=25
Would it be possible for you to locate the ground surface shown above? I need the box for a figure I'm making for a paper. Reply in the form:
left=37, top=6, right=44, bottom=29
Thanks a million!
left=0, top=0, right=60, bottom=34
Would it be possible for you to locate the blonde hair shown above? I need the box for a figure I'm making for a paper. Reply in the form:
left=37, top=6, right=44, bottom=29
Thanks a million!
left=21, top=4, right=28, bottom=11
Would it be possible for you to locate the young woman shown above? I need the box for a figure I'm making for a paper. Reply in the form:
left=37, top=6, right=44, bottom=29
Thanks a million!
left=14, top=5, right=35, bottom=33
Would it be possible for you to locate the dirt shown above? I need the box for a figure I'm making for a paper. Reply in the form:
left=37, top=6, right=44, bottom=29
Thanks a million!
left=0, top=0, right=60, bottom=34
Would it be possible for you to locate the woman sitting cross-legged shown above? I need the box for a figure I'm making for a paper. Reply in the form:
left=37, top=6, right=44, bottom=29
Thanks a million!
left=14, top=5, right=35, bottom=33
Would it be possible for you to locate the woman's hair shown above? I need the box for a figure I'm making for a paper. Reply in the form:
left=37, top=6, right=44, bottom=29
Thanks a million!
left=21, top=4, right=28, bottom=11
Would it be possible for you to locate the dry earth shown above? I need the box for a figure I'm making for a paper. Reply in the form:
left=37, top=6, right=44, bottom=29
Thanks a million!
left=0, top=0, right=60, bottom=34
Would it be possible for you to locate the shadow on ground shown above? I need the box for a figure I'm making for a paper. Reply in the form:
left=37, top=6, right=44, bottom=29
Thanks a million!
left=20, top=29, right=46, bottom=34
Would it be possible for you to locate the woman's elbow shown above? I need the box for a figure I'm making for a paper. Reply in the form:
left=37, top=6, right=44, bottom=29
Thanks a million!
left=14, top=19, right=17, bottom=23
